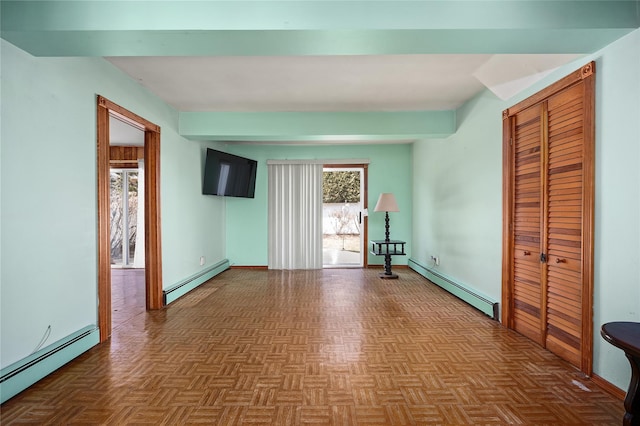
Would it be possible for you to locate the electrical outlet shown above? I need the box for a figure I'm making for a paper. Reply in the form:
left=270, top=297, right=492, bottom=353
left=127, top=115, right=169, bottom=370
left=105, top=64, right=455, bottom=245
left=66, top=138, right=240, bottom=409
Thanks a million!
left=430, top=255, right=439, bottom=266
left=200, top=256, right=205, bottom=266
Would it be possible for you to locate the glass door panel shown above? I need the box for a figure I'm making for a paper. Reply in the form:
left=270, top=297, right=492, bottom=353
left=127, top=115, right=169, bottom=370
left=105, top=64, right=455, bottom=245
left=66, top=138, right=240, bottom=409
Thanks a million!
left=322, top=167, right=364, bottom=267
left=110, top=171, right=124, bottom=265
left=110, top=169, right=139, bottom=267
left=127, top=172, right=139, bottom=265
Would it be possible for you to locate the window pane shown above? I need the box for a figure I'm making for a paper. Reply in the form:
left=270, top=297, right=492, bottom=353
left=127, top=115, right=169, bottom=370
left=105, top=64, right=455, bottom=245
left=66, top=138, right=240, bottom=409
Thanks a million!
left=127, top=172, right=139, bottom=265
left=110, top=171, right=124, bottom=265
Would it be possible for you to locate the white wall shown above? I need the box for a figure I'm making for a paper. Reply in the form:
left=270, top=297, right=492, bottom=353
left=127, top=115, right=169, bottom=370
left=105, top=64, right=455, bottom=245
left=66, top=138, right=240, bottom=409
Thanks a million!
left=0, top=40, right=226, bottom=368
left=412, top=29, right=640, bottom=390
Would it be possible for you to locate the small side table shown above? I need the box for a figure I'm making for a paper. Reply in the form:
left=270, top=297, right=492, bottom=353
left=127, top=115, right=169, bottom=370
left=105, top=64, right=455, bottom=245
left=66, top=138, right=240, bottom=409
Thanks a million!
left=601, top=322, right=640, bottom=426
left=370, top=240, right=406, bottom=279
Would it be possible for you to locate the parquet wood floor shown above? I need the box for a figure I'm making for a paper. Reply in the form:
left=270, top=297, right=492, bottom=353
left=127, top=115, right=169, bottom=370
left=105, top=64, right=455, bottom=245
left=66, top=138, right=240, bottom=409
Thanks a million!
left=1, top=269, right=622, bottom=425
left=111, top=268, right=146, bottom=330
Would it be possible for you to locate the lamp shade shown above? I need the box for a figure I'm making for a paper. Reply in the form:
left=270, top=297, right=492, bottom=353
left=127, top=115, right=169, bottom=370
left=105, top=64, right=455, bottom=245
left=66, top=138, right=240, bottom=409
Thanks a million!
left=374, top=193, right=399, bottom=212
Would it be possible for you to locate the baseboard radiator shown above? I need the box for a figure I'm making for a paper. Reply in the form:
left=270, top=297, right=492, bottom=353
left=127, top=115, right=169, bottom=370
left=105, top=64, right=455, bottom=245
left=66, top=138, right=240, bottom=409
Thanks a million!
left=408, top=258, right=499, bottom=320
left=0, top=325, right=99, bottom=404
left=163, top=259, right=230, bottom=305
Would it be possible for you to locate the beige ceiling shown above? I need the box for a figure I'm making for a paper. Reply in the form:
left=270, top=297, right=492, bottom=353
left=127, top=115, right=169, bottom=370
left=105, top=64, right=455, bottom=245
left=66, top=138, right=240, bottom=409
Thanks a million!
left=106, top=54, right=582, bottom=113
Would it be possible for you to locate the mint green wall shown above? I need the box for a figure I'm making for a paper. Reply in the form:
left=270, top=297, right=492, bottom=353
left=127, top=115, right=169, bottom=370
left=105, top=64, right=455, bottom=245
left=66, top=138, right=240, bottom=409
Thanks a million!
left=590, top=29, right=640, bottom=390
left=412, top=90, right=503, bottom=301
left=162, top=137, right=228, bottom=282
left=223, top=144, right=412, bottom=267
left=412, top=29, right=640, bottom=390
left=0, top=40, right=226, bottom=368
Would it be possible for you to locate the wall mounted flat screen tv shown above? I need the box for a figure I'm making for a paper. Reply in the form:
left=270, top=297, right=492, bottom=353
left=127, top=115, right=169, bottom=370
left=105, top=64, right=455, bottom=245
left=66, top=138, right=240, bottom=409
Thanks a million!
left=203, top=148, right=257, bottom=198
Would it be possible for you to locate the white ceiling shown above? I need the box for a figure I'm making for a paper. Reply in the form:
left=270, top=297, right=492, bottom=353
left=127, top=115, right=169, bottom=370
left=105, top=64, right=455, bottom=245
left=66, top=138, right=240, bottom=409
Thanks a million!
left=109, top=115, right=145, bottom=146
left=106, top=54, right=582, bottom=114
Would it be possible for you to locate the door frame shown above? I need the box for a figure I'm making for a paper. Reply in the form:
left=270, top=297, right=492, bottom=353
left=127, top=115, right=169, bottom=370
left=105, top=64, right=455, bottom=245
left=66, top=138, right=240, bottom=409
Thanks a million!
left=97, top=96, right=163, bottom=343
left=323, top=163, right=369, bottom=268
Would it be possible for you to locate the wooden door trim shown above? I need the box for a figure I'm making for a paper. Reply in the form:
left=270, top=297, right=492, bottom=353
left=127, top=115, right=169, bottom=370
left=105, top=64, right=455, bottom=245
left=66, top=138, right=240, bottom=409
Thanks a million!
left=97, top=96, right=163, bottom=343
left=323, top=163, right=369, bottom=268
left=581, top=68, right=596, bottom=374
left=501, top=110, right=514, bottom=327
left=97, top=100, right=111, bottom=342
left=143, top=129, right=163, bottom=311
left=501, top=62, right=595, bottom=374
left=504, top=63, right=595, bottom=117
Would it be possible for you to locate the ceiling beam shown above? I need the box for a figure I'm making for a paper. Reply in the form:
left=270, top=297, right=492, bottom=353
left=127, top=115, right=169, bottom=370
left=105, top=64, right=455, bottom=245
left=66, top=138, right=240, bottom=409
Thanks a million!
left=179, top=110, right=456, bottom=142
left=2, top=29, right=636, bottom=56
left=2, top=1, right=638, bottom=56
left=3, top=1, right=637, bottom=31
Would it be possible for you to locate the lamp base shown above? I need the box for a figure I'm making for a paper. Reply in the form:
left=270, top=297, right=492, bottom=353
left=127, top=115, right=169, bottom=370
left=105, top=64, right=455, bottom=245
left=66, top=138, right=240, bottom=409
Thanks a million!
left=379, top=272, right=398, bottom=279
left=380, top=252, right=398, bottom=279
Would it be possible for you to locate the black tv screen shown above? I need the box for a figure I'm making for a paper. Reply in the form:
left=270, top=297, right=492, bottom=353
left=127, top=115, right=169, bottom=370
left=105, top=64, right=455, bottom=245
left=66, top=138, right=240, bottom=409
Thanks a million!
left=203, top=149, right=257, bottom=198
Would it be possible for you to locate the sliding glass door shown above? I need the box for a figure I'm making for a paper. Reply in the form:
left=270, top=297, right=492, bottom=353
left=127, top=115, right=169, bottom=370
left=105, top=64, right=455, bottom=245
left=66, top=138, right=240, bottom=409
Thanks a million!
left=110, top=169, right=139, bottom=267
left=322, top=167, right=365, bottom=267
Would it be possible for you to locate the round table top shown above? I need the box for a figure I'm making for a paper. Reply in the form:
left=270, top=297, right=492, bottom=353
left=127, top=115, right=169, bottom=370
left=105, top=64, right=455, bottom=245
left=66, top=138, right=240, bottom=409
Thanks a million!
left=601, top=322, right=640, bottom=359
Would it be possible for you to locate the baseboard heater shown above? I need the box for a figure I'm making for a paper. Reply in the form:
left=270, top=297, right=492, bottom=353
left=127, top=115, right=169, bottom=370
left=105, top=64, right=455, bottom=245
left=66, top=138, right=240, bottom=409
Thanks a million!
left=0, top=325, right=99, bottom=404
left=163, top=259, right=230, bottom=305
left=408, top=258, right=499, bottom=320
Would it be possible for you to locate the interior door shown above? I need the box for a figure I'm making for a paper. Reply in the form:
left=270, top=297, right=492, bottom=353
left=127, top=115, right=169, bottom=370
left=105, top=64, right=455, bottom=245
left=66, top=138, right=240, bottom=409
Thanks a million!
left=544, top=83, right=588, bottom=367
left=510, top=104, right=545, bottom=346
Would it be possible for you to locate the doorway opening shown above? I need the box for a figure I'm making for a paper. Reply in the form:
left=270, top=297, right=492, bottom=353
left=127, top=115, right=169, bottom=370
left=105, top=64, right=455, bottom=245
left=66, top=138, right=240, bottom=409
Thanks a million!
left=109, top=113, right=147, bottom=329
left=97, top=96, right=163, bottom=343
left=322, top=166, right=368, bottom=268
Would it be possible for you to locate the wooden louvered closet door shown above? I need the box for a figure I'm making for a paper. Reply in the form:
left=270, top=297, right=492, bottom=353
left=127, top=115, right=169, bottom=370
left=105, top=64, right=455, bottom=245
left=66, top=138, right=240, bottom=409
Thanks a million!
left=545, top=83, right=587, bottom=367
left=502, top=62, right=595, bottom=374
left=511, top=104, right=544, bottom=346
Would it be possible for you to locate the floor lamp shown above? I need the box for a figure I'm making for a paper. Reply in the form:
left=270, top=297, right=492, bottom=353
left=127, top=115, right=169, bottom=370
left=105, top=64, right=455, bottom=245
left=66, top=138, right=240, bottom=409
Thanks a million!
left=374, top=193, right=400, bottom=278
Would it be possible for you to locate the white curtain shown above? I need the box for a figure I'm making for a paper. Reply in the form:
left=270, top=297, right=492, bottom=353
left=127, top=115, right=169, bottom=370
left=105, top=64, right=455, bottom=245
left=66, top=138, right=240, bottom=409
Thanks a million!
left=132, top=159, right=145, bottom=268
left=268, top=163, right=323, bottom=270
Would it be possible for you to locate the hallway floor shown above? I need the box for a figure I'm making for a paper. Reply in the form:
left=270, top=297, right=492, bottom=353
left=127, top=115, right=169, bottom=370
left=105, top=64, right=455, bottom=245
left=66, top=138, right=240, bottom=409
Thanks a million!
left=111, top=268, right=146, bottom=330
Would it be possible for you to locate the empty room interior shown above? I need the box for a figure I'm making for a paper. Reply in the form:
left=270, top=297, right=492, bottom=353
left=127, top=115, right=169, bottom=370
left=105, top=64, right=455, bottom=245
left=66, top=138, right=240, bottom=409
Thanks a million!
left=1, top=1, right=640, bottom=424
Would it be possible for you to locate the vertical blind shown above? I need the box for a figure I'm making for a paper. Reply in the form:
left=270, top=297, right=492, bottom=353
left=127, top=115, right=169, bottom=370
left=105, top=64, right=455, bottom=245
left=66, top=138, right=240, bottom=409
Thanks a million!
left=268, top=163, right=323, bottom=270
